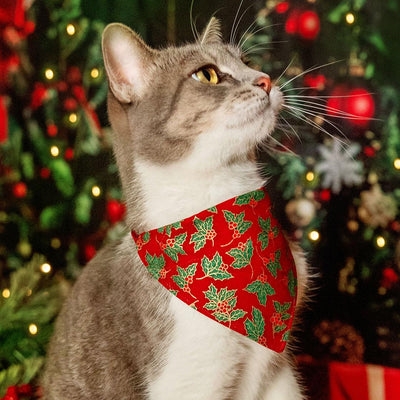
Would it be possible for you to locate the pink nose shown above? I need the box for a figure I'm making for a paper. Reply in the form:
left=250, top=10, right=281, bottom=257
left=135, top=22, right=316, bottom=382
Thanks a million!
left=255, top=76, right=272, bottom=94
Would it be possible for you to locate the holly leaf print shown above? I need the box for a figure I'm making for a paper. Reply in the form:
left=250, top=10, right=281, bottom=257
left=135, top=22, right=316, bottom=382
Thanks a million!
left=223, top=211, right=252, bottom=234
left=142, top=232, right=150, bottom=243
left=266, top=250, right=282, bottom=278
left=164, top=232, right=187, bottom=262
left=200, top=252, right=232, bottom=280
left=227, top=239, right=254, bottom=269
left=244, top=307, right=265, bottom=341
left=145, top=253, right=165, bottom=280
left=288, top=269, right=297, bottom=298
left=257, top=217, right=272, bottom=250
left=282, top=331, right=290, bottom=342
left=273, top=301, right=291, bottom=313
left=172, top=263, right=197, bottom=289
left=234, top=190, right=265, bottom=205
left=203, top=284, right=245, bottom=323
left=245, top=280, right=275, bottom=306
left=207, top=206, right=218, bottom=213
left=158, top=221, right=182, bottom=236
left=190, top=216, right=214, bottom=252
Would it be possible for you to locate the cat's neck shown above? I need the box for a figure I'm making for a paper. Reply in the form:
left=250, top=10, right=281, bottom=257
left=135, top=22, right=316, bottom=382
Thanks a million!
left=133, top=158, right=265, bottom=232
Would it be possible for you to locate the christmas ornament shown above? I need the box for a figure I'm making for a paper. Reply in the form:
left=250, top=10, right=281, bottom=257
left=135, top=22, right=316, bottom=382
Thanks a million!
left=327, top=86, right=375, bottom=129
left=12, top=181, right=27, bottom=198
left=84, top=243, right=96, bottom=262
left=0, top=95, right=8, bottom=143
left=132, top=188, right=298, bottom=352
left=46, top=124, right=57, bottom=137
left=0, top=383, right=34, bottom=400
left=381, top=268, right=399, bottom=290
left=358, top=185, right=397, bottom=228
left=106, top=199, right=126, bottom=224
left=285, top=198, right=316, bottom=227
left=30, top=83, right=48, bottom=110
left=315, top=139, right=363, bottom=194
left=298, top=11, right=320, bottom=40
left=64, top=148, right=74, bottom=160
left=303, top=73, right=326, bottom=91
left=276, top=2, right=289, bottom=14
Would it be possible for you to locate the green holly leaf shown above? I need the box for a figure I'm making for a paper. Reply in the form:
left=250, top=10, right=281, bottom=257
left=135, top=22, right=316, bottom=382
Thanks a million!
left=223, top=211, right=252, bottom=234
left=258, top=217, right=272, bottom=250
left=201, top=253, right=232, bottom=280
left=235, top=189, right=265, bottom=205
left=227, top=239, right=254, bottom=269
left=230, top=309, right=246, bottom=321
left=245, top=280, right=275, bottom=306
left=164, top=233, right=187, bottom=261
left=207, top=206, right=218, bottom=213
left=169, top=290, right=178, bottom=296
left=145, top=253, right=165, bottom=280
left=142, top=232, right=150, bottom=243
left=281, top=313, right=291, bottom=321
left=274, top=324, right=287, bottom=333
left=244, top=308, right=265, bottom=341
left=213, top=313, right=230, bottom=322
left=273, top=301, right=291, bottom=313
left=190, top=216, right=214, bottom=251
left=266, top=250, right=281, bottom=278
left=288, top=269, right=297, bottom=298
left=204, top=283, right=219, bottom=303
left=172, top=263, right=197, bottom=289
left=282, top=331, right=290, bottom=342
left=158, top=221, right=182, bottom=236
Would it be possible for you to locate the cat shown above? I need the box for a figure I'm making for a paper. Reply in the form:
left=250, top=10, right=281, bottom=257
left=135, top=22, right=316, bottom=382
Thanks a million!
left=42, top=18, right=308, bottom=400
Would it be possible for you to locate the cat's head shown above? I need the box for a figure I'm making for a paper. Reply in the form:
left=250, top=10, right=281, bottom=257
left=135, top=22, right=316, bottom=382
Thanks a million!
left=102, top=19, right=283, bottom=199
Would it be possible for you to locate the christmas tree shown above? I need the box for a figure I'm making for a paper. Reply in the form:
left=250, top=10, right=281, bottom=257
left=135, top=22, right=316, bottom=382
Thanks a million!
left=241, top=0, right=400, bottom=368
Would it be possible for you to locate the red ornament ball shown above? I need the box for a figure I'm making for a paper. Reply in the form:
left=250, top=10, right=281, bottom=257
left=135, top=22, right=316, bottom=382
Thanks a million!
left=285, top=10, right=301, bottom=34
left=47, top=124, right=58, bottom=136
left=346, top=89, right=375, bottom=128
left=319, top=189, right=331, bottom=202
left=40, top=168, right=51, bottom=179
left=363, top=146, right=375, bottom=157
left=13, top=182, right=27, bottom=198
left=107, top=199, right=126, bottom=224
left=84, top=244, right=96, bottom=262
left=381, top=268, right=399, bottom=289
left=65, top=148, right=74, bottom=160
left=63, top=97, right=78, bottom=111
left=276, top=2, right=290, bottom=14
left=298, top=11, right=320, bottom=40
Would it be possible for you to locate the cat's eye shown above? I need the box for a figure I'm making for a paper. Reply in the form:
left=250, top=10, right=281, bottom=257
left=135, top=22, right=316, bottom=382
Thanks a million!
left=192, top=67, right=220, bottom=85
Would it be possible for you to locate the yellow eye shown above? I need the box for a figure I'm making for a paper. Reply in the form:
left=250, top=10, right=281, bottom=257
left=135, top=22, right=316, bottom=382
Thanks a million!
left=192, top=67, right=220, bottom=84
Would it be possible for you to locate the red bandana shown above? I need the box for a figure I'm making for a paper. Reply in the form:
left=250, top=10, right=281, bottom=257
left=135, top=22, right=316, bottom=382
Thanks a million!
left=132, top=188, right=298, bottom=353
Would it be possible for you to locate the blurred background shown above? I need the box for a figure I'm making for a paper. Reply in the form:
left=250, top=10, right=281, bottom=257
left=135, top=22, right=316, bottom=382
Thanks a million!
left=1, top=0, right=400, bottom=399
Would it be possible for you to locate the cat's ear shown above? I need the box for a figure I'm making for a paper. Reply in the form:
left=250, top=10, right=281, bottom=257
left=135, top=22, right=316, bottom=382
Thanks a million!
left=102, top=23, right=154, bottom=103
left=200, top=17, right=223, bottom=45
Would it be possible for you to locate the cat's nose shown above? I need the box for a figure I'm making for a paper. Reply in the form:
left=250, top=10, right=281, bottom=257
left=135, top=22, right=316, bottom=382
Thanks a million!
left=254, top=76, right=272, bottom=94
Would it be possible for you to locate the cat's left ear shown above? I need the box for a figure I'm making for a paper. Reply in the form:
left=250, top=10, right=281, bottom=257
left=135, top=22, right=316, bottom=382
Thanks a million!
left=200, top=17, right=223, bottom=45
left=102, top=23, right=154, bottom=103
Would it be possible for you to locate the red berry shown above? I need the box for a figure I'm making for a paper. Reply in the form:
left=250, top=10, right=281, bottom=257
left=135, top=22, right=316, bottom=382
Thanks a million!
left=13, top=182, right=27, bottom=198
left=40, top=168, right=51, bottom=179
left=65, top=148, right=74, bottom=160
left=47, top=124, right=58, bottom=136
left=63, top=97, right=78, bottom=111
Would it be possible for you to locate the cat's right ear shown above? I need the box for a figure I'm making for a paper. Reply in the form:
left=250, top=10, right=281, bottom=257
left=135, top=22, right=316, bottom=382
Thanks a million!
left=102, top=23, right=154, bottom=103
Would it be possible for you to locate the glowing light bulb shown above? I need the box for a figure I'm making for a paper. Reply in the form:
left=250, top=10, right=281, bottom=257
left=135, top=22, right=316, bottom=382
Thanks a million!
left=45, top=68, right=54, bottom=80
left=69, top=113, right=78, bottom=124
left=50, top=146, right=60, bottom=157
left=40, top=263, right=52, bottom=274
left=2, top=288, right=10, bottom=299
left=376, top=236, right=386, bottom=248
left=306, top=171, right=315, bottom=182
left=66, top=24, right=76, bottom=35
left=394, top=158, right=400, bottom=170
left=29, top=323, right=38, bottom=335
left=90, top=68, right=100, bottom=79
left=309, top=230, right=320, bottom=241
left=92, top=186, right=101, bottom=197
left=346, top=13, right=355, bottom=24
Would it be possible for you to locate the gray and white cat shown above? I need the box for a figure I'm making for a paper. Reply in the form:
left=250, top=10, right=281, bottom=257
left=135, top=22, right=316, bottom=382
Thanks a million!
left=42, top=19, right=308, bottom=400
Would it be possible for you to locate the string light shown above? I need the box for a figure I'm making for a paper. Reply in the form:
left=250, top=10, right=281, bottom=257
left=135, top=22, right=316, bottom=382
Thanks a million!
left=306, top=171, right=315, bottom=182
left=69, top=113, right=78, bottom=124
left=29, top=323, right=38, bottom=335
left=376, top=236, right=386, bottom=248
left=90, top=68, right=100, bottom=79
left=92, top=186, right=101, bottom=197
left=394, top=158, right=400, bottom=170
left=66, top=24, right=76, bottom=36
left=346, top=13, right=355, bottom=24
left=51, top=238, right=61, bottom=249
left=309, top=230, right=320, bottom=241
left=40, top=263, right=52, bottom=274
left=45, top=68, right=54, bottom=80
left=2, top=288, right=10, bottom=299
left=50, top=146, right=60, bottom=157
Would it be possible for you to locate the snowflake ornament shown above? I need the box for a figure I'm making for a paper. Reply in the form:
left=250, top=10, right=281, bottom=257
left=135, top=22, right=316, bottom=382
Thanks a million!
left=315, top=139, right=363, bottom=194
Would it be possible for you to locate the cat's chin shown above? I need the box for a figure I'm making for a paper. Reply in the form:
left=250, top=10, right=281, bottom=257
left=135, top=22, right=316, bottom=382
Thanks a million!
left=269, top=86, right=284, bottom=113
